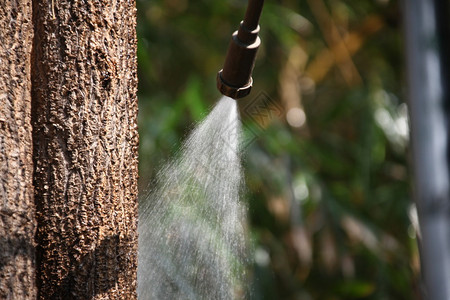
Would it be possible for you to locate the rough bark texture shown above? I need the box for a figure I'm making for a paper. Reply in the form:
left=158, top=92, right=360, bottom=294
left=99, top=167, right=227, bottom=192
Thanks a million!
left=31, top=0, right=139, bottom=299
left=0, top=0, right=36, bottom=299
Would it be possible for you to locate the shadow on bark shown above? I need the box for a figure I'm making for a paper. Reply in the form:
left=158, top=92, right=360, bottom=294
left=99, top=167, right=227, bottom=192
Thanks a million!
left=0, top=237, right=35, bottom=270
left=37, top=234, right=128, bottom=299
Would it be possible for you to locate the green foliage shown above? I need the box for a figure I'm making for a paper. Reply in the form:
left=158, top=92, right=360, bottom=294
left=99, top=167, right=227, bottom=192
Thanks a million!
left=137, top=0, right=419, bottom=298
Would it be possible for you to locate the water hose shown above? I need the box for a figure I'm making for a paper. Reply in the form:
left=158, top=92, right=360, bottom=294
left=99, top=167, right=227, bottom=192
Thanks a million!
left=217, top=0, right=265, bottom=99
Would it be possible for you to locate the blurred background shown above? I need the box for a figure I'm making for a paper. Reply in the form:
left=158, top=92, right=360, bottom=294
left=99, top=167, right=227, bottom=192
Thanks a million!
left=136, top=0, right=420, bottom=299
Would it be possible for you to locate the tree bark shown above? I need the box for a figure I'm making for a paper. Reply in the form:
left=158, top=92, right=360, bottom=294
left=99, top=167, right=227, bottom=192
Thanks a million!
left=0, top=0, right=36, bottom=299
left=31, top=0, right=139, bottom=299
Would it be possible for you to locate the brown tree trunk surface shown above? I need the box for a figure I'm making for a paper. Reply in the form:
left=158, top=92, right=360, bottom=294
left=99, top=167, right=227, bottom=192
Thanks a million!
left=31, top=0, right=139, bottom=299
left=0, top=0, right=36, bottom=299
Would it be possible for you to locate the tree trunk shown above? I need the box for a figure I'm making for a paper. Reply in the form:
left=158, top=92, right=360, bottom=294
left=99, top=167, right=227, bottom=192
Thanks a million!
left=31, top=0, right=139, bottom=299
left=404, top=1, right=450, bottom=299
left=0, top=0, right=36, bottom=299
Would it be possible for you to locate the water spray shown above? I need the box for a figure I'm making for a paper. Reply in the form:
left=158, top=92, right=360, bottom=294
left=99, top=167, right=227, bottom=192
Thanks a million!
left=139, top=3, right=265, bottom=299
left=217, top=0, right=265, bottom=99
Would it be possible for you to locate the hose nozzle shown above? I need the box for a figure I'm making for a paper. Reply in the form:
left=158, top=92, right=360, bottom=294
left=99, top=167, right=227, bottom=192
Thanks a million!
left=217, top=0, right=264, bottom=99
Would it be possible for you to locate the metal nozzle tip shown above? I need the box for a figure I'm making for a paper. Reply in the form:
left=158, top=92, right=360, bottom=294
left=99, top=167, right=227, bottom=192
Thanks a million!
left=217, top=70, right=253, bottom=99
left=217, top=0, right=264, bottom=99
